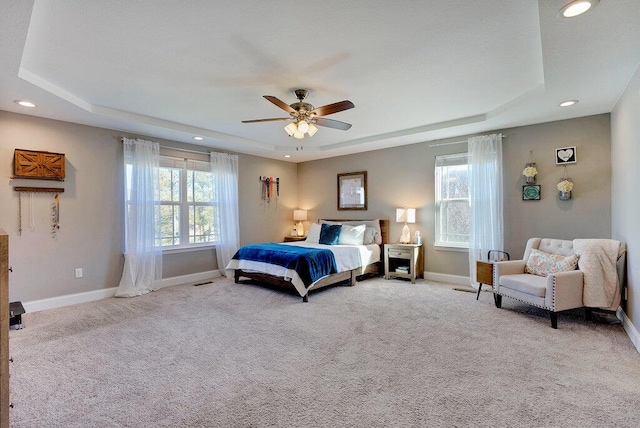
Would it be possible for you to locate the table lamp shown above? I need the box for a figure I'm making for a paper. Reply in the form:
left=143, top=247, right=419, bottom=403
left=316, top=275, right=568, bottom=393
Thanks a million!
left=293, top=209, right=307, bottom=237
left=396, top=207, right=416, bottom=243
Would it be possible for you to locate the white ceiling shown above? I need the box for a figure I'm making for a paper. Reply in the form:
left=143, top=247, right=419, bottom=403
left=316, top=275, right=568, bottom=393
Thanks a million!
left=1, top=1, right=639, bottom=162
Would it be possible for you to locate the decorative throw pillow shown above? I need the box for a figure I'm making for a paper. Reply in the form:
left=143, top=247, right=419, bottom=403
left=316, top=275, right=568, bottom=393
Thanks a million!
left=338, top=224, right=366, bottom=245
left=525, top=248, right=579, bottom=277
left=306, top=223, right=322, bottom=243
left=319, top=224, right=342, bottom=245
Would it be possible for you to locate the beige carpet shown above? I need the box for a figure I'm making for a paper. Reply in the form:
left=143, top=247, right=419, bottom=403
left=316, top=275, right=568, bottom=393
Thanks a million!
left=8, top=277, right=640, bottom=427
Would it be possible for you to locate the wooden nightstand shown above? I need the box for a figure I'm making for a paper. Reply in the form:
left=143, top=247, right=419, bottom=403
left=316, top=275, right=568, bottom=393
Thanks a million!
left=476, top=261, right=494, bottom=300
left=284, top=236, right=306, bottom=242
left=384, top=243, right=424, bottom=284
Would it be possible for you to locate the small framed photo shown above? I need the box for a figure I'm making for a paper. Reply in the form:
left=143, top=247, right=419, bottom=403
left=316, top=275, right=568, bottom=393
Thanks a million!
left=522, top=185, right=541, bottom=201
left=555, top=146, right=576, bottom=165
left=338, top=171, right=367, bottom=210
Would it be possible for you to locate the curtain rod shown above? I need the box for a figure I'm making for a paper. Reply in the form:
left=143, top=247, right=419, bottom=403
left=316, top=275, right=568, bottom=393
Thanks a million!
left=159, top=145, right=212, bottom=156
left=119, top=137, right=212, bottom=156
left=428, top=133, right=507, bottom=148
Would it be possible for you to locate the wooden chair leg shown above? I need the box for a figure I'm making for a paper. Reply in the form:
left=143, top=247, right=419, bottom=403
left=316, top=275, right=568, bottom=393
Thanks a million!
left=550, top=311, right=558, bottom=329
left=303, top=294, right=308, bottom=303
left=494, top=294, right=502, bottom=308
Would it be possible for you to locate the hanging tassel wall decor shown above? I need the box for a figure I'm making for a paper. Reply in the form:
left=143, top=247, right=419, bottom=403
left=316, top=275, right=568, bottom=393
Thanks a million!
left=13, top=187, right=64, bottom=238
left=259, top=176, right=280, bottom=204
left=17, top=192, right=22, bottom=236
left=52, top=193, right=60, bottom=237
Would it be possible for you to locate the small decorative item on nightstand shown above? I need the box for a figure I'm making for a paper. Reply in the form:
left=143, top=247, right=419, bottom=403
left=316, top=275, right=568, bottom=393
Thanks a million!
left=284, top=236, right=306, bottom=242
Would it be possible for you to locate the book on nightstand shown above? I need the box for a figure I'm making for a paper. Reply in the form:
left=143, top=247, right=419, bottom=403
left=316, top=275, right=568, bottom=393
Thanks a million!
left=395, top=266, right=410, bottom=274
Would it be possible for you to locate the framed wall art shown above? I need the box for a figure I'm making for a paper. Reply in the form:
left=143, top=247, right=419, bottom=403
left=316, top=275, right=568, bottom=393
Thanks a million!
left=555, top=146, right=576, bottom=165
left=14, top=149, right=66, bottom=180
left=337, top=171, right=367, bottom=210
left=522, top=185, right=541, bottom=201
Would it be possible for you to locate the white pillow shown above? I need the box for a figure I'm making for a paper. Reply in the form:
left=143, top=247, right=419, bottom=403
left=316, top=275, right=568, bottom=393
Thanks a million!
left=338, top=224, right=366, bottom=245
left=306, top=223, right=322, bottom=243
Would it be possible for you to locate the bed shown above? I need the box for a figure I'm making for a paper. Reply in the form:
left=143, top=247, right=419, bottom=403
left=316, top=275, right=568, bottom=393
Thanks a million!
left=226, top=219, right=389, bottom=301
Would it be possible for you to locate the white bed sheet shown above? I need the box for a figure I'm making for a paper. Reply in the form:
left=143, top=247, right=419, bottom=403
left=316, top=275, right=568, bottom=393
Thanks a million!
left=226, top=242, right=380, bottom=297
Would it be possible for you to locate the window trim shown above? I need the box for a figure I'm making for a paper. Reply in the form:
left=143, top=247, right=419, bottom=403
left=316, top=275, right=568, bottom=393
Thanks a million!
left=434, top=152, right=470, bottom=249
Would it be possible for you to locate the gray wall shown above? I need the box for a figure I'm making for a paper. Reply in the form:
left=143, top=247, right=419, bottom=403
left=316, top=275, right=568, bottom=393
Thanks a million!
left=611, top=66, right=640, bottom=333
left=0, top=111, right=297, bottom=302
left=0, top=109, right=617, bottom=306
left=501, top=114, right=612, bottom=257
left=298, top=114, right=612, bottom=278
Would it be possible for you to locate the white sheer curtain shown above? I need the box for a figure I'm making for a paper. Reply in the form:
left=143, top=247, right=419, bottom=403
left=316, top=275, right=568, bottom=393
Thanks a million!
left=468, top=134, right=504, bottom=288
left=211, top=152, right=239, bottom=277
left=116, top=138, right=162, bottom=297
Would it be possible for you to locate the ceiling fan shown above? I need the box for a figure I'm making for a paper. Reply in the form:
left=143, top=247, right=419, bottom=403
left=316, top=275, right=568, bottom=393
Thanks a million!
left=242, top=89, right=354, bottom=140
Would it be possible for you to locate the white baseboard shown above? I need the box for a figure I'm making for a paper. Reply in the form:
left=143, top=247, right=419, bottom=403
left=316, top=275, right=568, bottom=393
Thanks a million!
left=424, top=271, right=470, bottom=286
left=23, top=270, right=221, bottom=313
left=617, top=307, right=640, bottom=354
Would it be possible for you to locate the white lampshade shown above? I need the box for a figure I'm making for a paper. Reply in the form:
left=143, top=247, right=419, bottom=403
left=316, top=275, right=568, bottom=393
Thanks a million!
left=293, top=131, right=304, bottom=139
left=307, top=123, right=318, bottom=137
left=284, top=122, right=298, bottom=136
left=395, top=207, right=416, bottom=224
left=293, top=209, right=307, bottom=221
left=297, top=120, right=310, bottom=133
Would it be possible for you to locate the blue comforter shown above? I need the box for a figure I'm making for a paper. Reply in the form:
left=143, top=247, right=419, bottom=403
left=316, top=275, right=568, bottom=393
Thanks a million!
left=232, top=243, right=338, bottom=286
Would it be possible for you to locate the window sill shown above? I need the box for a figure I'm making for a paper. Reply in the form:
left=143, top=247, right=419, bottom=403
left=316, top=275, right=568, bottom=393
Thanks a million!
left=434, top=244, right=469, bottom=253
left=162, top=244, right=216, bottom=254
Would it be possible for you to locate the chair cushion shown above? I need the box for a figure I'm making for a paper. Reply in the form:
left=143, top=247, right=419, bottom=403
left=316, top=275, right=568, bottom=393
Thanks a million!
left=499, top=274, right=547, bottom=298
left=524, top=248, right=579, bottom=277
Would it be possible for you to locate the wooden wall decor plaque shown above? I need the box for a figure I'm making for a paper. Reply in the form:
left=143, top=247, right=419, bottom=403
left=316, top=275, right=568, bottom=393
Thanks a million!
left=14, top=149, right=66, bottom=180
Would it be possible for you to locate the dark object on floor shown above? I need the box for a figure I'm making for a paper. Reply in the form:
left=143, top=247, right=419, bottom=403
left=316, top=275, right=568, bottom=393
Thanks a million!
left=193, top=281, right=213, bottom=287
left=454, top=287, right=476, bottom=293
left=586, top=308, right=621, bottom=324
left=10, top=301, right=25, bottom=330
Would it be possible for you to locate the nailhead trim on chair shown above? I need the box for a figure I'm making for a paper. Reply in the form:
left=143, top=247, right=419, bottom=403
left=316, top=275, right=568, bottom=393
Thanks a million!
left=551, top=276, right=557, bottom=311
left=495, top=292, right=547, bottom=309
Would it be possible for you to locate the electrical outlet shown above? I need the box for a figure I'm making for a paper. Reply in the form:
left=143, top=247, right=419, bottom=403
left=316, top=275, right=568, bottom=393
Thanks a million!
left=75, top=268, right=83, bottom=278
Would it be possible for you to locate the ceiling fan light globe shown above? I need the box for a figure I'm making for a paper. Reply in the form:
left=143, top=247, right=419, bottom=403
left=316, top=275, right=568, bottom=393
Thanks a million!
left=307, top=124, right=318, bottom=137
left=284, top=122, right=298, bottom=136
left=297, top=120, right=310, bottom=133
left=293, top=131, right=305, bottom=140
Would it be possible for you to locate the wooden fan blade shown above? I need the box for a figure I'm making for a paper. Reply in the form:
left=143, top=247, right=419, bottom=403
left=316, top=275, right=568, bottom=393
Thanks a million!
left=242, top=118, right=290, bottom=123
left=264, top=96, right=297, bottom=114
left=310, top=100, right=354, bottom=117
left=314, top=117, right=352, bottom=130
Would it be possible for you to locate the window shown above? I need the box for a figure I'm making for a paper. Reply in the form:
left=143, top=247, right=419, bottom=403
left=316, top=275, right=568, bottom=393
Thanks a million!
left=434, top=153, right=470, bottom=248
left=157, top=157, right=218, bottom=248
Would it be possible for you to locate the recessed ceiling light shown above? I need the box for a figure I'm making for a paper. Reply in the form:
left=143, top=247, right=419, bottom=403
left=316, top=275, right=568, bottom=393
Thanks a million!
left=283, top=155, right=291, bottom=158
left=193, top=136, right=204, bottom=141
left=559, top=100, right=578, bottom=107
left=14, top=100, right=36, bottom=108
left=559, top=0, right=599, bottom=18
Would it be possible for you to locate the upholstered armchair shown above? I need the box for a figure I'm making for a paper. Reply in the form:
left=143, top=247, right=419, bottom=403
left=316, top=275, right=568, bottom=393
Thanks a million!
left=493, top=238, right=583, bottom=329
